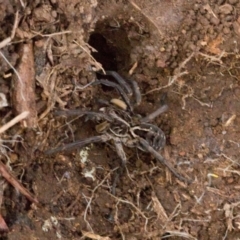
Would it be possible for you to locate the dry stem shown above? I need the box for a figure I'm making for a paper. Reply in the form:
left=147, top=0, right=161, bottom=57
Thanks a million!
left=129, top=1, right=163, bottom=36
left=146, top=52, right=194, bottom=95
left=106, top=191, right=151, bottom=232
left=83, top=167, right=118, bottom=232
left=0, top=111, right=29, bottom=134
left=0, top=11, right=19, bottom=49
left=0, top=161, right=38, bottom=204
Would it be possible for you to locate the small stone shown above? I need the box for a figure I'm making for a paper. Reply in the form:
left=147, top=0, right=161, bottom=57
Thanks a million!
left=199, top=17, right=209, bottom=26
left=179, top=151, right=186, bottom=156
left=156, top=59, right=166, bottom=68
left=233, top=21, right=240, bottom=36
left=229, top=0, right=238, bottom=4
left=227, top=177, right=234, bottom=184
left=181, top=29, right=186, bottom=34
left=219, top=4, right=233, bottom=15
left=9, top=153, right=18, bottom=163
left=210, top=17, right=220, bottom=25
left=222, top=27, right=230, bottom=34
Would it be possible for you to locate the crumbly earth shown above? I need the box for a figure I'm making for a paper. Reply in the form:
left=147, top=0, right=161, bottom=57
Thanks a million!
left=1, top=0, right=240, bottom=239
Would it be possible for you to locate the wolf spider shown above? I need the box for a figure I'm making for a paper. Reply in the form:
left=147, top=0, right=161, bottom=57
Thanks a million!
left=46, top=71, right=190, bottom=183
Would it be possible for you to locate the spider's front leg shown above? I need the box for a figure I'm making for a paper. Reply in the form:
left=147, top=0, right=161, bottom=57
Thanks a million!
left=140, top=104, right=168, bottom=123
left=54, top=109, right=113, bottom=122
left=104, top=71, right=142, bottom=106
left=105, top=71, right=133, bottom=96
left=95, top=71, right=142, bottom=111
left=92, top=79, right=133, bottom=112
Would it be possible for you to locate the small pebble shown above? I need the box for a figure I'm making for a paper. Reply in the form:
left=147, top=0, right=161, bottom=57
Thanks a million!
left=229, top=0, right=238, bottom=4
left=179, top=151, right=186, bottom=156
left=222, top=27, right=230, bottom=34
left=227, top=177, right=234, bottom=184
left=219, top=4, right=233, bottom=15
left=210, top=17, right=220, bottom=25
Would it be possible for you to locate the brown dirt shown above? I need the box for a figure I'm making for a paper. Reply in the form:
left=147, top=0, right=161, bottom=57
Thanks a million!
left=1, top=0, right=240, bottom=239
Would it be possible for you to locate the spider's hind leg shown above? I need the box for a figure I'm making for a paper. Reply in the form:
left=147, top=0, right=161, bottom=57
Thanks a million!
left=139, top=138, right=192, bottom=184
left=113, top=138, right=127, bottom=165
left=130, top=79, right=142, bottom=106
left=109, top=139, right=127, bottom=208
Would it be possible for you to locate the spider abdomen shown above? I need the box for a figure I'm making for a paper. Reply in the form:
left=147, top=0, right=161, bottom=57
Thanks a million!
left=131, top=123, right=166, bottom=151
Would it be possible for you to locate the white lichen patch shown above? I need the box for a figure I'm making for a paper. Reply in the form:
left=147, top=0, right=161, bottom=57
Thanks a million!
left=50, top=216, right=58, bottom=226
left=0, top=93, right=8, bottom=109
left=82, top=167, right=96, bottom=181
left=42, top=216, right=62, bottom=239
left=42, top=219, right=52, bottom=232
left=79, top=146, right=91, bottom=164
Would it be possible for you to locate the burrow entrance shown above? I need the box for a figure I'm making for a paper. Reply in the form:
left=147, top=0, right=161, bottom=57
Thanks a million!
left=88, top=20, right=135, bottom=72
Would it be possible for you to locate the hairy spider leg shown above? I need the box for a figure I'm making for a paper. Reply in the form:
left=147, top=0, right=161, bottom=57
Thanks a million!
left=140, top=104, right=169, bottom=123
left=45, top=135, right=111, bottom=155
left=139, top=138, right=192, bottom=184
left=105, top=71, right=142, bottom=106
left=113, top=138, right=127, bottom=164
left=54, top=109, right=113, bottom=122
left=92, top=79, right=133, bottom=112
left=105, top=71, right=133, bottom=96
left=129, top=79, right=142, bottom=106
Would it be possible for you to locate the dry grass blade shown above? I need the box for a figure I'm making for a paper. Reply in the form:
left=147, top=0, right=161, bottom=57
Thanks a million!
left=0, top=180, right=8, bottom=231
left=81, top=230, right=110, bottom=240
left=223, top=201, right=240, bottom=232
left=151, top=192, right=169, bottom=223
left=146, top=52, right=194, bottom=95
left=83, top=168, right=118, bottom=232
left=0, top=11, right=18, bottom=49
left=162, top=230, right=197, bottom=240
left=0, top=161, right=39, bottom=204
left=0, top=111, right=29, bottom=134
left=129, top=1, right=163, bottom=36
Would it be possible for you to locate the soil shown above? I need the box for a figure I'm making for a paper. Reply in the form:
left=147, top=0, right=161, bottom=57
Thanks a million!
left=1, top=0, right=240, bottom=239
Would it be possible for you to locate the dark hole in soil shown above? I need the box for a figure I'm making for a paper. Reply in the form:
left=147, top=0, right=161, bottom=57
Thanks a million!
left=88, top=33, right=118, bottom=71
left=88, top=32, right=118, bottom=92
left=88, top=19, right=132, bottom=72
left=88, top=22, right=132, bottom=93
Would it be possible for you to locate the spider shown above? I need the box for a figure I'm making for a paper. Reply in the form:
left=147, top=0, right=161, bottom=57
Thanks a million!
left=46, top=71, right=190, bottom=183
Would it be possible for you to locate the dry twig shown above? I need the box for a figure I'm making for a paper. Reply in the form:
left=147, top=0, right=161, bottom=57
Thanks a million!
left=146, top=52, right=194, bottom=95
left=106, top=191, right=151, bottom=232
left=83, top=168, right=118, bottom=232
left=0, top=11, right=19, bottom=49
left=0, top=110, right=38, bottom=205
left=0, top=111, right=29, bottom=134
left=198, top=51, right=225, bottom=65
left=129, top=1, right=163, bottom=36
left=0, top=161, right=39, bottom=204
left=12, top=42, right=38, bottom=128
left=0, top=180, right=8, bottom=231
left=81, top=230, right=110, bottom=240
